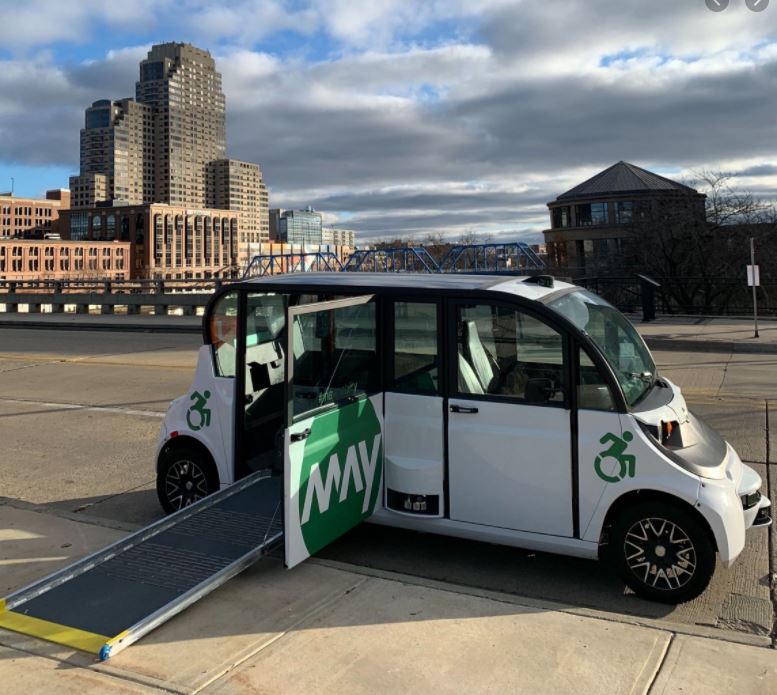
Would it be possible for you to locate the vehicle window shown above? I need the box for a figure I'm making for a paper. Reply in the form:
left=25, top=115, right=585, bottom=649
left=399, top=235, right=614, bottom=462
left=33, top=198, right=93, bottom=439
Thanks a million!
left=391, top=301, right=439, bottom=395
left=549, top=290, right=655, bottom=406
left=292, top=301, right=378, bottom=417
left=209, top=291, right=238, bottom=378
left=456, top=303, right=565, bottom=404
left=578, top=347, right=615, bottom=411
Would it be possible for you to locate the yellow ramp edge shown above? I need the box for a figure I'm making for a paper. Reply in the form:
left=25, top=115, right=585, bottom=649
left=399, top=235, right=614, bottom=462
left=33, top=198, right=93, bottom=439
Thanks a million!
left=0, top=606, right=109, bottom=655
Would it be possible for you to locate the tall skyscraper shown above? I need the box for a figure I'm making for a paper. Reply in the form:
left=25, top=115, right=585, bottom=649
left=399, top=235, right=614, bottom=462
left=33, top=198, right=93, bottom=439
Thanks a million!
left=136, top=43, right=226, bottom=207
left=70, top=98, right=152, bottom=207
left=68, top=42, right=270, bottom=273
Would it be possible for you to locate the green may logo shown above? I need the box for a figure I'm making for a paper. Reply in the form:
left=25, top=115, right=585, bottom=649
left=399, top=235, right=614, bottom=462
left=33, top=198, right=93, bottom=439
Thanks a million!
left=301, top=433, right=382, bottom=524
left=296, top=399, right=383, bottom=555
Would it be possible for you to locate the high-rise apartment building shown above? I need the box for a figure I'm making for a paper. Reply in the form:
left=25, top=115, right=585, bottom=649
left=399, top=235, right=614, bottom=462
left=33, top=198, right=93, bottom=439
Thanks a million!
left=137, top=43, right=226, bottom=207
left=208, top=159, right=270, bottom=265
left=70, top=99, right=152, bottom=207
left=66, top=42, right=270, bottom=276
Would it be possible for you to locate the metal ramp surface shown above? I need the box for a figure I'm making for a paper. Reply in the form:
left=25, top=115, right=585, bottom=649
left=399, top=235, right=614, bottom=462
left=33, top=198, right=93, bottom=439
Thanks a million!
left=0, top=471, right=282, bottom=660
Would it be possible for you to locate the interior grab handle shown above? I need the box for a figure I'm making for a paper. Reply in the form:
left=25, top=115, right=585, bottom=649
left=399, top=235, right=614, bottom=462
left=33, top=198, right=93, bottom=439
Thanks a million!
left=290, top=428, right=311, bottom=442
left=450, top=405, right=479, bottom=414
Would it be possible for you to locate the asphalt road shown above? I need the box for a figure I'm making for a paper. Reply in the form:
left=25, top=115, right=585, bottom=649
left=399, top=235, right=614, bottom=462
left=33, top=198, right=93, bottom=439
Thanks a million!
left=0, top=327, right=774, bottom=642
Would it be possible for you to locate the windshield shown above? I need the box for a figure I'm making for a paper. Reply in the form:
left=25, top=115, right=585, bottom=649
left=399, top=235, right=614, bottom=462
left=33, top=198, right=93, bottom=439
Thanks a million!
left=549, top=290, right=656, bottom=406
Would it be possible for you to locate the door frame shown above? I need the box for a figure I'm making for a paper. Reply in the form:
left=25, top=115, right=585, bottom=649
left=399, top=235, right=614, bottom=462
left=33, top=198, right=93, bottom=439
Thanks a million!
left=443, top=296, right=581, bottom=537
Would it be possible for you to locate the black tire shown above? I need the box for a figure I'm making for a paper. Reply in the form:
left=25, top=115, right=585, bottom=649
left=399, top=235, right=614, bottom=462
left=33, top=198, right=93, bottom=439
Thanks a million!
left=156, top=444, right=219, bottom=514
left=609, top=500, right=716, bottom=604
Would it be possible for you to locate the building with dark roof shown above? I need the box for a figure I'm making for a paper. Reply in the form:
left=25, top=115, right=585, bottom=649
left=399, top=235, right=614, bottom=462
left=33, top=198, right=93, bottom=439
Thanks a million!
left=543, top=161, right=706, bottom=274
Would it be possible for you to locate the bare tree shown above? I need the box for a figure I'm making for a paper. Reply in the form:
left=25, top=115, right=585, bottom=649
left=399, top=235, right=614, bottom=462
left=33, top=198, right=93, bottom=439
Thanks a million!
left=625, top=171, right=777, bottom=313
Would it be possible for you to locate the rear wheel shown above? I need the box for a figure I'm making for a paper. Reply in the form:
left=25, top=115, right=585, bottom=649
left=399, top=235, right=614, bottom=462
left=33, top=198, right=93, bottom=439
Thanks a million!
left=609, top=500, right=716, bottom=604
left=157, top=445, right=219, bottom=514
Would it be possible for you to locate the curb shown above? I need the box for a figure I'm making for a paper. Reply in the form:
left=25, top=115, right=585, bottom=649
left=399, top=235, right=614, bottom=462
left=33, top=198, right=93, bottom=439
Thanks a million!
left=643, top=337, right=777, bottom=355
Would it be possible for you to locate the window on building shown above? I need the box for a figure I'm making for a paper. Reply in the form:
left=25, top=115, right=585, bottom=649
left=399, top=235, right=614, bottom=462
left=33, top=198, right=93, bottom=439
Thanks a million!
left=552, top=206, right=570, bottom=229
left=575, top=202, right=608, bottom=226
left=615, top=201, right=633, bottom=224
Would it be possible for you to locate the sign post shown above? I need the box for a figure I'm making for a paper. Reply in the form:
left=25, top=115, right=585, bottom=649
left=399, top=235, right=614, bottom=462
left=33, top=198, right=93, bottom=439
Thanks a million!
left=747, top=237, right=759, bottom=339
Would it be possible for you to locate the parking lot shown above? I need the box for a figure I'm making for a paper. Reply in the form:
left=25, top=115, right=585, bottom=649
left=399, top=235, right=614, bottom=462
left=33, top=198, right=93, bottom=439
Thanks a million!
left=0, top=325, right=774, bottom=643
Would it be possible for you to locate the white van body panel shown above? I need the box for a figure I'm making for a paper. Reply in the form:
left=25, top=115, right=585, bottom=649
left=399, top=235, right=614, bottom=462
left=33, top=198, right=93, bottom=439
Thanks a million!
left=370, top=507, right=599, bottom=560
left=157, top=345, right=235, bottom=488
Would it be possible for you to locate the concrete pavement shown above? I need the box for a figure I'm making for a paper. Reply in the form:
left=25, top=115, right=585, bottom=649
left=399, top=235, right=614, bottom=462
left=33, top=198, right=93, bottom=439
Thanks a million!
left=0, top=504, right=775, bottom=695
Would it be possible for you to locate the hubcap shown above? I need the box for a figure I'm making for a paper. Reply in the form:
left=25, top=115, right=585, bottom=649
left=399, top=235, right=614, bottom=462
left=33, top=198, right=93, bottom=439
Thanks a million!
left=624, top=517, right=696, bottom=591
left=165, top=460, right=208, bottom=510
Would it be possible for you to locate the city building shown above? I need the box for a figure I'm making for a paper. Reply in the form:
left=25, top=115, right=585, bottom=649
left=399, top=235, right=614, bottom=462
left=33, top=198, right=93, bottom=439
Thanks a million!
left=321, top=227, right=356, bottom=247
left=543, top=161, right=706, bottom=273
left=278, top=207, right=323, bottom=244
left=70, top=173, right=109, bottom=209
left=0, top=190, right=71, bottom=239
left=208, top=159, right=270, bottom=265
left=136, top=43, right=226, bottom=208
left=70, top=98, right=153, bottom=207
left=268, top=208, right=281, bottom=241
left=0, top=238, right=130, bottom=281
left=67, top=42, right=269, bottom=275
left=59, top=203, right=239, bottom=279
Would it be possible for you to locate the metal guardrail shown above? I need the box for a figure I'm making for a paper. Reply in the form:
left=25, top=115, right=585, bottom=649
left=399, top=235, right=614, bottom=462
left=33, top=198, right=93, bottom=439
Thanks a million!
left=0, top=278, right=231, bottom=315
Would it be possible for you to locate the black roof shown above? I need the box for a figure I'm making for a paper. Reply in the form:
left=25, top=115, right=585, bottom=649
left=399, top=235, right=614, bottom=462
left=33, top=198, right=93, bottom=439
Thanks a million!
left=554, top=161, right=698, bottom=202
left=244, top=272, right=505, bottom=291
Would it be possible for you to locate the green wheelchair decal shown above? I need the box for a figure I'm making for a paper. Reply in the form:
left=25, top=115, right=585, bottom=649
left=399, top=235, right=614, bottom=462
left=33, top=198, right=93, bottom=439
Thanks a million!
left=594, top=431, right=635, bottom=483
left=186, top=390, right=212, bottom=431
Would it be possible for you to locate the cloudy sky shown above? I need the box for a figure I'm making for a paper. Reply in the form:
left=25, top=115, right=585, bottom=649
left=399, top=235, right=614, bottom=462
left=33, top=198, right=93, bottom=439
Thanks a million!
left=1, top=0, right=776, bottom=241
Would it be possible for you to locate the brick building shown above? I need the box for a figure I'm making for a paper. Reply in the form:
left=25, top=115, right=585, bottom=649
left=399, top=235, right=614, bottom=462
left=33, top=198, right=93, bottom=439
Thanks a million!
left=59, top=203, right=239, bottom=279
left=0, top=238, right=130, bottom=281
left=0, top=190, right=71, bottom=239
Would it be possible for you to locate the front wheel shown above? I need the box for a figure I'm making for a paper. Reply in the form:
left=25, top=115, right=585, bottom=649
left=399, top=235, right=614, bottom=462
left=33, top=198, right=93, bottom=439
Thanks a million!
left=609, top=501, right=716, bottom=604
left=157, top=445, right=219, bottom=514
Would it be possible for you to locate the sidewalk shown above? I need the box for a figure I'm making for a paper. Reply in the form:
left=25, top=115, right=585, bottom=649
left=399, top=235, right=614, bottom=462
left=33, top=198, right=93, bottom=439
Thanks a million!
left=0, top=504, right=774, bottom=695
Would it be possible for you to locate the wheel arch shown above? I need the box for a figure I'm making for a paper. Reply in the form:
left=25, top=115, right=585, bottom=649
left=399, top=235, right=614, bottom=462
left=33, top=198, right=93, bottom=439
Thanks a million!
left=598, top=488, right=717, bottom=559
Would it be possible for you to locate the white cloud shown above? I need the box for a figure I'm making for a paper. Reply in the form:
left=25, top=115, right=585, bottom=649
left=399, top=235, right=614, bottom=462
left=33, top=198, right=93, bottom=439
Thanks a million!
left=2, top=1, right=777, bottom=239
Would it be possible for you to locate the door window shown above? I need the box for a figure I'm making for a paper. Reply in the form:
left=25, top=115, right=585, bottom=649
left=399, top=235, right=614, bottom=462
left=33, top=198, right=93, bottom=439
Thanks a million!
left=292, top=301, right=378, bottom=418
left=209, top=291, right=238, bottom=378
left=391, top=301, right=439, bottom=395
left=456, top=303, right=566, bottom=404
left=578, top=347, right=616, bottom=411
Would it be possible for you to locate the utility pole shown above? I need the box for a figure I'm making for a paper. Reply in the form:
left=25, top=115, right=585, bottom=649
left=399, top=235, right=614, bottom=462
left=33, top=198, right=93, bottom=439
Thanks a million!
left=750, top=237, right=759, bottom=339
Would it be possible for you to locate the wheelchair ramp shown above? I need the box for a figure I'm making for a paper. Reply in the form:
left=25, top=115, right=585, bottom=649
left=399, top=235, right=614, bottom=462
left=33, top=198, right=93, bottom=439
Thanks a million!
left=0, top=471, right=282, bottom=660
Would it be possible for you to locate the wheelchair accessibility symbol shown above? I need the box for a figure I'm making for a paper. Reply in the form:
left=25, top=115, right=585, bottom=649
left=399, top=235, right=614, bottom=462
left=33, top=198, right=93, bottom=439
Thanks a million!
left=186, top=390, right=212, bottom=431
left=594, top=431, right=635, bottom=483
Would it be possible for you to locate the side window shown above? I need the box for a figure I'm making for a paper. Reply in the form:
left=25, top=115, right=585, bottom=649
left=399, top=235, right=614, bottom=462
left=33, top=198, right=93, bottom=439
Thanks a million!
left=292, top=301, right=378, bottom=418
left=391, top=301, right=439, bottom=395
left=209, top=292, right=238, bottom=378
left=456, top=303, right=565, bottom=404
left=578, top=347, right=615, bottom=411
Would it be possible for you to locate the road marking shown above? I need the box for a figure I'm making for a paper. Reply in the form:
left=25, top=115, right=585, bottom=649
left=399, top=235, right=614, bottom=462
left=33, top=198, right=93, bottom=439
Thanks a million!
left=0, top=397, right=166, bottom=419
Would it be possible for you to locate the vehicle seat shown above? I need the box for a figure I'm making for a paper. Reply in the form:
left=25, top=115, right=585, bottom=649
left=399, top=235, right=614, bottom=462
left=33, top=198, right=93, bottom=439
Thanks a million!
left=463, top=320, right=499, bottom=393
left=458, top=352, right=484, bottom=394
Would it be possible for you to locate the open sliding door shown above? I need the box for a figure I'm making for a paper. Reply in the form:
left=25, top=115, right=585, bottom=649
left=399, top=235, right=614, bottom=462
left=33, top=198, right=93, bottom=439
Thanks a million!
left=284, top=294, right=384, bottom=569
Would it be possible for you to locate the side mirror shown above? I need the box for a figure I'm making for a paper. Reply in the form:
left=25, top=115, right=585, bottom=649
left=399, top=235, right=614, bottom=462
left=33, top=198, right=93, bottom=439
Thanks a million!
left=525, top=378, right=555, bottom=404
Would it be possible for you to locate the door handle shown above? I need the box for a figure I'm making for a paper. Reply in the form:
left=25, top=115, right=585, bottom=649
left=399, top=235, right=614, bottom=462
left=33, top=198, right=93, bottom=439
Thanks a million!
left=290, top=428, right=311, bottom=442
left=450, top=405, right=479, bottom=414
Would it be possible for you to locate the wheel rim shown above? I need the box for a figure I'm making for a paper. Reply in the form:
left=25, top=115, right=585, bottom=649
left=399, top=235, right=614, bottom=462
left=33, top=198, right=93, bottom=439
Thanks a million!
left=624, top=517, right=697, bottom=591
left=165, top=459, right=209, bottom=510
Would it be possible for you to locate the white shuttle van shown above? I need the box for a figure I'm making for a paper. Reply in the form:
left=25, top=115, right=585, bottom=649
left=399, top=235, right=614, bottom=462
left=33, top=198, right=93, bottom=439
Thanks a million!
left=156, top=273, right=771, bottom=604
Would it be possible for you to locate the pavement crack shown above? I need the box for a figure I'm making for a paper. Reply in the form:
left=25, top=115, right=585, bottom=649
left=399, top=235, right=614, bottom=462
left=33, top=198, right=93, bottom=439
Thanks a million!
left=645, top=632, right=675, bottom=695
